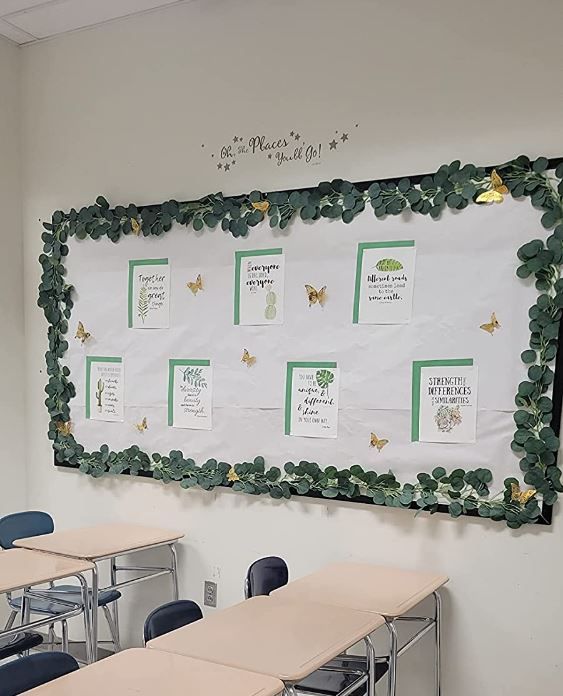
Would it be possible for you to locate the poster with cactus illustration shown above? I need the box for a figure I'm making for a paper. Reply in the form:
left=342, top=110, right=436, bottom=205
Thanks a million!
left=168, top=359, right=212, bottom=429
left=86, top=356, right=124, bottom=422
left=285, top=362, right=340, bottom=438
left=234, top=248, right=284, bottom=325
left=128, top=258, right=170, bottom=329
left=353, top=241, right=416, bottom=324
left=412, top=359, right=478, bottom=443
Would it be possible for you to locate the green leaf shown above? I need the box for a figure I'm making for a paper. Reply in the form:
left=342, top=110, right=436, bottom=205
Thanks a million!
left=521, top=349, right=536, bottom=364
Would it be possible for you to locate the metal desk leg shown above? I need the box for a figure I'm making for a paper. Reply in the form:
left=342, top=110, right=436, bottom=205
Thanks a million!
left=91, top=564, right=99, bottom=662
left=169, top=543, right=179, bottom=600
left=110, top=557, right=120, bottom=651
left=76, top=573, right=93, bottom=664
left=365, top=634, right=377, bottom=696
left=434, top=591, right=442, bottom=696
left=19, top=587, right=31, bottom=656
left=386, top=619, right=398, bottom=696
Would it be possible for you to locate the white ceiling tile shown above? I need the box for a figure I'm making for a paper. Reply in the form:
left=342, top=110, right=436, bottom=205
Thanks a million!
left=7, top=0, right=183, bottom=39
left=0, top=1, right=53, bottom=18
left=0, top=17, right=37, bottom=43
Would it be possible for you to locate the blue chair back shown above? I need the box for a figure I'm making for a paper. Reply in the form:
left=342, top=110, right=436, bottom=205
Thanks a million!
left=0, top=652, right=79, bottom=695
left=246, top=556, right=289, bottom=597
left=0, top=511, right=54, bottom=550
left=143, top=600, right=203, bottom=643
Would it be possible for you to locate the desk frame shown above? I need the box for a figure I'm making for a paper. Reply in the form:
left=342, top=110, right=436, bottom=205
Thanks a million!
left=89, top=540, right=179, bottom=660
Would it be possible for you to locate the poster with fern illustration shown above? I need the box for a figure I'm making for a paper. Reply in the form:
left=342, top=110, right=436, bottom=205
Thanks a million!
left=128, top=258, right=170, bottom=329
left=285, top=362, right=340, bottom=438
left=412, top=359, right=478, bottom=443
left=168, top=359, right=212, bottom=429
left=353, top=241, right=416, bottom=324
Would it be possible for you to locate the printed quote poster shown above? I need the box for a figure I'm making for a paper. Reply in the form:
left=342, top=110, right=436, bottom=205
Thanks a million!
left=353, top=241, right=416, bottom=324
left=86, top=356, right=124, bottom=422
left=234, top=248, right=284, bottom=325
left=412, top=359, right=478, bottom=443
left=168, top=359, right=212, bottom=430
left=128, top=258, right=170, bottom=329
left=285, top=362, right=340, bottom=438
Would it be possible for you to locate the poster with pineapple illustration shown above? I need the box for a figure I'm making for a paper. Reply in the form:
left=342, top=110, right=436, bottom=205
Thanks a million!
left=86, top=356, right=124, bottom=422
left=234, top=248, right=284, bottom=325
left=412, top=359, right=478, bottom=443
left=128, top=258, right=170, bottom=329
left=285, top=362, right=340, bottom=438
left=168, top=359, right=213, bottom=429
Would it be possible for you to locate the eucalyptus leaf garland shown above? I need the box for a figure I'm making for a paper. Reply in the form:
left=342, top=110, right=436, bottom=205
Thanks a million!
left=39, top=154, right=563, bottom=528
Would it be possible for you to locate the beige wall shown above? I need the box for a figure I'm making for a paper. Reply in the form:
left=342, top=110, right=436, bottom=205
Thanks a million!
left=0, top=35, right=25, bottom=516
left=19, top=1, right=563, bottom=694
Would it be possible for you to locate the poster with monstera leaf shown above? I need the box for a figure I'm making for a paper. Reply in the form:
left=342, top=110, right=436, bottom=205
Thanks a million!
left=234, top=248, right=285, bottom=325
left=285, top=362, right=340, bottom=438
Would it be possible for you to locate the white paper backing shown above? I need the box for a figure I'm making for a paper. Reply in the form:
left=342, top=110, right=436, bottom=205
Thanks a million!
left=64, top=198, right=545, bottom=485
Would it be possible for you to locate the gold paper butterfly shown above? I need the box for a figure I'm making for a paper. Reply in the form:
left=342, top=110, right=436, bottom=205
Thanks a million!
left=75, top=321, right=91, bottom=344
left=227, top=466, right=240, bottom=482
left=480, top=312, right=501, bottom=335
left=305, top=284, right=327, bottom=307
left=370, top=433, right=389, bottom=451
left=252, top=201, right=270, bottom=213
left=135, top=417, right=148, bottom=433
left=56, top=421, right=72, bottom=436
left=187, top=274, right=203, bottom=295
left=131, top=218, right=141, bottom=235
left=476, top=170, right=509, bottom=204
left=511, top=483, right=536, bottom=504
left=241, top=349, right=256, bottom=367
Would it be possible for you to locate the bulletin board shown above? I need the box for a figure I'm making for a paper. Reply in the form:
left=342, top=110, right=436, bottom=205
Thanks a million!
left=39, top=155, right=563, bottom=528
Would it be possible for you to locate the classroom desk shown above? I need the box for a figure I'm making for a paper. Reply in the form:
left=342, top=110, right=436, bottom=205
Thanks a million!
left=0, top=549, right=95, bottom=662
left=147, top=595, right=385, bottom=696
left=22, top=648, right=285, bottom=696
left=272, top=562, right=448, bottom=696
left=14, top=523, right=184, bottom=661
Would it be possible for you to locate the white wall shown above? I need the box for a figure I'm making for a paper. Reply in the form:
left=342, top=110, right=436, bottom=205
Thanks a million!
left=19, top=1, right=563, bottom=694
left=0, top=36, right=25, bottom=516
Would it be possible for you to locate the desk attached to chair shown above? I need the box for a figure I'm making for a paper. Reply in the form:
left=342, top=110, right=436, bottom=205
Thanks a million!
left=147, top=595, right=385, bottom=696
left=21, top=648, right=285, bottom=696
left=14, top=523, right=184, bottom=661
left=0, top=549, right=95, bottom=661
left=272, top=562, right=449, bottom=696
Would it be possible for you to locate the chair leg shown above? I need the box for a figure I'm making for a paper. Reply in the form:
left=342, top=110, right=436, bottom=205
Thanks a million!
left=61, top=620, right=69, bottom=653
left=4, top=610, right=18, bottom=631
left=102, top=605, right=121, bottom=653
left=48, top=624, right=56, bottom=651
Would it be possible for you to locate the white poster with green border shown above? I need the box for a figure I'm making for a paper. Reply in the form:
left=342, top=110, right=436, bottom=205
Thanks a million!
left=285, top=361, right=339, bottom=438
left=86, top=356, right=124, bottom=422
left=353, top=240, right=416, bottom=324
left=168, top=359, right=212, bottom=429
left=128, top=258, right=170, bottom=329
left=412, top=358, right=478, bottom=443
left=234, top=248, right=284, bottom=325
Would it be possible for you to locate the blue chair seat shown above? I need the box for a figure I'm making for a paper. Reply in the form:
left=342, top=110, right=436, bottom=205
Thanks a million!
left=0, top=632, right=43, bottom=661
left=9, top=586, right=121, bottom=615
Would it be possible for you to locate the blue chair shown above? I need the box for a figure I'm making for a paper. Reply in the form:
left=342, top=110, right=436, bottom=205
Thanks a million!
left=0, top=651, right=79, bottom=695
left=245, top=557, right=388, bottom=696
left=0, top=632, right=43, bottom=662
left=143, top=600, right=203, bottom=645
left=244, top=556, right=288, bottom=598
left=0, top=511, right=122, bottom=653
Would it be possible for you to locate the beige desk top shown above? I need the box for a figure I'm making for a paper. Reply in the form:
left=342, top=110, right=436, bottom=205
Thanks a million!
left=148, top=596, right=384, bottom=682
left=0, top=549, right=93, bottom=594
left=272, top=562, right=448, bottom=618
left=23, top=648, right=284, bottom=696
left=14, top=523, right=184, bottom=560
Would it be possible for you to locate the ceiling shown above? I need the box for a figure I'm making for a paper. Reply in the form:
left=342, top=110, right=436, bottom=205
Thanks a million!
left=0, top=0, right=190, bottom=45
